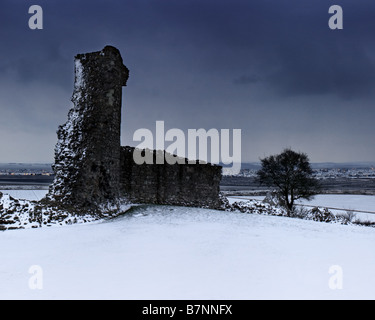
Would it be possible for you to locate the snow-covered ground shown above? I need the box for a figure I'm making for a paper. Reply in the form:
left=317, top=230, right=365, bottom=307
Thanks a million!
left=0, top=189, right=47, bottom=201
left=297, top=194, right=375, bottom=222
left=296, top=194, right=375, bottom=211
left=228, top=195, right=375, bottom=222
left=0, top=203, right=374, bottom=300
left=3, top=190, right=375, bottom=219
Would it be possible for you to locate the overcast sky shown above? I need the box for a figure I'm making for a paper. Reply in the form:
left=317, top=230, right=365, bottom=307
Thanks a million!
left=1, top=0, right=375, bottom=163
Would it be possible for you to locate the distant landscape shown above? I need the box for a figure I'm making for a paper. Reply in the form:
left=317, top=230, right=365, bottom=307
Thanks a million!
left=222, top=162, right=375, bottom=196
left=0, top=163, right=53, bottom=188
left=1, top=162, right=375, bottom=196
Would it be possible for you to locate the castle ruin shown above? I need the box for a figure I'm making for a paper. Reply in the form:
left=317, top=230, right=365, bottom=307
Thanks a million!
left=47, top=46, right=223, bottom=211
left=47, top=46, right=129, bottom=209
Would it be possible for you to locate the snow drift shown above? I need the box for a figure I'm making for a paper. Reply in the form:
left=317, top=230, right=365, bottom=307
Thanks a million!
left=0, top=204, right=374, bottom=300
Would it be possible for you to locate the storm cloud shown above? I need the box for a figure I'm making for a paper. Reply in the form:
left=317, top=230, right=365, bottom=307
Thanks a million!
left=0, top=0, right=375, bottom=163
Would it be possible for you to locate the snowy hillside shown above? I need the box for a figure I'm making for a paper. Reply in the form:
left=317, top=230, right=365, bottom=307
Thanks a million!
left=0, top=189, right=48, bottom=201
left=0, top=204, right=374, bottom=299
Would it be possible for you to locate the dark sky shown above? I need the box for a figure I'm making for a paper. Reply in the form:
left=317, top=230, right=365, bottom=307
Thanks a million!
left=1, top=0, right=375, bottom=163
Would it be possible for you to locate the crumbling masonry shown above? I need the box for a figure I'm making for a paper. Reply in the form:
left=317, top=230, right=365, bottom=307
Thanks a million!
left=47, top=46, right=223, bottom=211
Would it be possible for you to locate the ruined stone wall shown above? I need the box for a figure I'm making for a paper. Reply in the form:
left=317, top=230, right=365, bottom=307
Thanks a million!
left=47, top=46, right=129, bottom=209
left=120, top=146, right=223, bottom=209
left=46, top=45, right=223, bottom=212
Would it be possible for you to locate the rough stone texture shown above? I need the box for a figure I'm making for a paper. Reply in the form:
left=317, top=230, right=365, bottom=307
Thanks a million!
left=0, top=45, right=225, bottom=230
left=45, top=45, right=223, bottom=213
left=47, top=46, right=129, bottom=209
left=120, top=146, right=223, bottom=209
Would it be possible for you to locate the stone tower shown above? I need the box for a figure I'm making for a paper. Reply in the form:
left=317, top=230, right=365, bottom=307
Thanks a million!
left=47, top=46, right=129, bottom=209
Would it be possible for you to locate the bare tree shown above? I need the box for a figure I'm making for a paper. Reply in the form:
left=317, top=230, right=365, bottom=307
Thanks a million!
left=257, top=148, right=321, bottom=213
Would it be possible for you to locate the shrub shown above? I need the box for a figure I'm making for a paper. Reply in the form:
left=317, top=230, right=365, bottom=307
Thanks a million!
left=306, top=207, right=335, bottom=223
left=336, top=210, right=356, bottom=225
